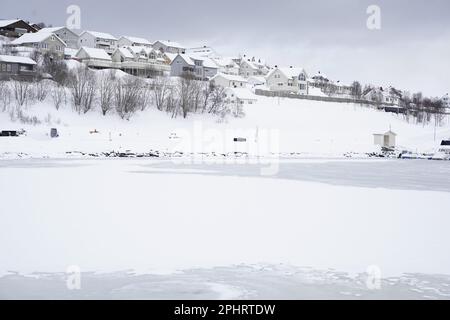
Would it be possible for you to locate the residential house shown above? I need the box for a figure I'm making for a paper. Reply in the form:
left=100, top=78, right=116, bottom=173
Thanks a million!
left=185, top=46, right=219, bottom=58
left=248, top=76, right=267, bottom=88
left=118, top=36, right=152, bottom=48
left=0, top=54, right=36, bottom=80
left=442, top=93, right=449, bottom=109
left=211, top=73, right=248, bottom=88
left=75, top=47, right=112, bottom=69
left=10, top=32, right=67, bottom=58
left=239, top=58, right=269, bottom=78
left=211, top=57, right=240, bottom=75
left=307, top=71, right=331, bottom=91
left=111, top=46, right=170, bottom=77
left=37, top=27, right=79, bottom=49
left=363, top=86, right=402, bottom=106
left=78, top=31, right=118, bottom=55
left=0, top=19, right=37, bottom=38
left=266, top=66, right=308, bottom=95
left=153, top=40, right=185, bottom=54
left=170, top=54, right=218, bottom=80
left=224, top=87, right=258, bottom=105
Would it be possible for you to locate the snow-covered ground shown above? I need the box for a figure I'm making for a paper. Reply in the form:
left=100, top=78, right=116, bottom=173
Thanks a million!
left=1, top=94, right=449, bottom=159
left=1, top=158, right=449, bottom=299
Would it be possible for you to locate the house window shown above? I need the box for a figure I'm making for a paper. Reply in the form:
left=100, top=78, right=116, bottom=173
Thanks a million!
left=6, top=64, right=11, bottom=72
left=1, top=64, right=6, bottom=72
left=299, top=73, right=306, bottom=81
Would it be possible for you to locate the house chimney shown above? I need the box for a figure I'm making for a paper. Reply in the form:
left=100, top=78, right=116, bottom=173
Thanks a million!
left=275, top=65, right=278, bottom=68
left=290, top=66, right=293, bottom=68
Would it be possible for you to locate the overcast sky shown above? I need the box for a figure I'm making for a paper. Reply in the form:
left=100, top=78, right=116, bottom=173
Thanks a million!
left=2, top=0, right=449, bottom=96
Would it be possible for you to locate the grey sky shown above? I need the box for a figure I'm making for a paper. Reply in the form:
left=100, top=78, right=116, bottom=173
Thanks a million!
left=2, top=0, right=449, bottom=96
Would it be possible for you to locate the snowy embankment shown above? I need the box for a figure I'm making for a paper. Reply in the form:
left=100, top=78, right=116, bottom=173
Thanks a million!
left=1, top=93, right=449, bottom=159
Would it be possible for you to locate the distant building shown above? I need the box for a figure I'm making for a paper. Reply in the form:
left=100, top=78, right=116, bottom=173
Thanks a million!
left=266, top=66, right=308, bottom=95
left=373, top=130, right=397, bottom=148
left=224, top=87, right=258, bottom=105
left=239, top=58, right=269, bottom=78
left=185, top=45, right=219, bottom=58
left=78, top=31, right=118, bottom=55
left=118, top=36, right=152, bottom=48
left=0, top=55, right=36, bottom=80
left=0, top=19, right=37, bottom=38
left=37, top=27, right=79, bottom=49
left=364, top=86, right=402, bottom=106
left=10, top=32, right=67, bottom=58
left=442, top=93, right=449, bottom=109
left=211, top=73, right=248, bottom=88
left=210, top=57, right=240, bottom=75
left=111, top=46, right=170, bottom=77
left=170, top=54, right=218, bottom=80
left=75, top=47, right=112, bottom=69
left=153, top=40, right=185, bottom=54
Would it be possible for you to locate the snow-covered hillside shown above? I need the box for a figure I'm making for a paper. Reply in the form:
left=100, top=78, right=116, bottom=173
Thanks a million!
left=1, top=93, right=449, bottom=158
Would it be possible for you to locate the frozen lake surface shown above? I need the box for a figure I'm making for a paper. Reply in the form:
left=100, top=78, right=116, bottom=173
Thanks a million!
left=1, top=158, right=449, bottom=299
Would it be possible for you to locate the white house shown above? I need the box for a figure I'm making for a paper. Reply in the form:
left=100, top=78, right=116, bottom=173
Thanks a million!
left=78, top=31, right=118, bottom=55
left=118, top=36, right=152, bottom=48
left=364, top=86, right=402, bottom=106
left=211, top=57, right=240, bottom=75
left=37, top=26, right=79, bottom=49
left=170, top=54, right=218, bottom=80
left=266, top=66, right=308, bottom=95
left=248, top=76, right=267, bottom=88
left=224, top=88, right=258, bottom=105
left=239, top=58, right=269, bottom=78
left=185, top=46, right=219, bottom=58
left=75, top=47, right=112, bottom=69
left=10, top=32, right=67, bottom=58
left=211, top=73, right=248, bottom=88
left=111, top=46, right=170, bottom=77
left=153, top=40, right=185, bottom=54
left=442, top=93, right=449, bottom=109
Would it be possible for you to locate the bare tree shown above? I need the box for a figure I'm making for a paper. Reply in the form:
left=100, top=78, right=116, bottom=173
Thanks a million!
left=12, top=80, right=32, bottom=107
left=208, top=85, right=226, bottom=114
left=152, top=76, right=170, bottom=111
left=34, top=80, right=50, bottom=102
left=98, top=70, right=116, bottom=115
left=114, top=76, right=144, bottom=119
left=51, top=83, right=66, bottom=110
left=175, top=73, right=198, bottom=119
left=68, top=66, right=97, bottom=114
left=0, top=81, right=12, bottom=112
left=351, top=81, right=362, bottom=99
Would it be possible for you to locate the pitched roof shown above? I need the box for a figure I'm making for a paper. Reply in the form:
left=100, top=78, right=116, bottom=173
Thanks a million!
left=155, top=40, right=184, bottom=49
left=267, top=67, right=307, bottom=79
left=0, top=54, right=36, bottom=65
left=11, top=32, right=66, bottom=46
left=212, top=73, right=247, bottom=83
left=82, top=31, right=117, bottom=41
left=76, top=47, right=111, bottom=60
left=226, top=88, right=258, bottom=100
left=0, top=19, right=20, bottom=28
left=120, top=36, right=152, bottom=45
left=173, top=54, right=195, bottom=66
left=189, top=54, right=218, bottom=69
left=116, top=47, right=134, bottom=59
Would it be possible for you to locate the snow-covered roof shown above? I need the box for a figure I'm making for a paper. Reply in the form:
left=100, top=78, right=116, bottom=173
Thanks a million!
left=174, top=54, right=195, bottom=66
left=226, top=88, right=258, bottom=101
left=155, top=40, right=184, bottom=49
left=0, top=54, right=36, bottom=65
left=76, top=47, right=111, bottom=61
left=127, top=45, right=152, bottom=55
left=0, top=19, right=20, bottom=28
left=82, top=31, right=117, bottom=41
left=212, top=57, right=237, bottom=67
left=248, top=76, right=267, bottom=84
left=212, top=73, right=247, bottom=83
left=163, top=52, right=178, bottom=63
left=189, top=54, right=218, bottom=69
left=116, top=47, right=134, bottom=59
left=267, top=67, right=306, bottom=79
left=120, top=36, right=152, bottom=45
left=11, top=32, right=66, bottom=46
left=64, top=47, right=78, bottom=57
